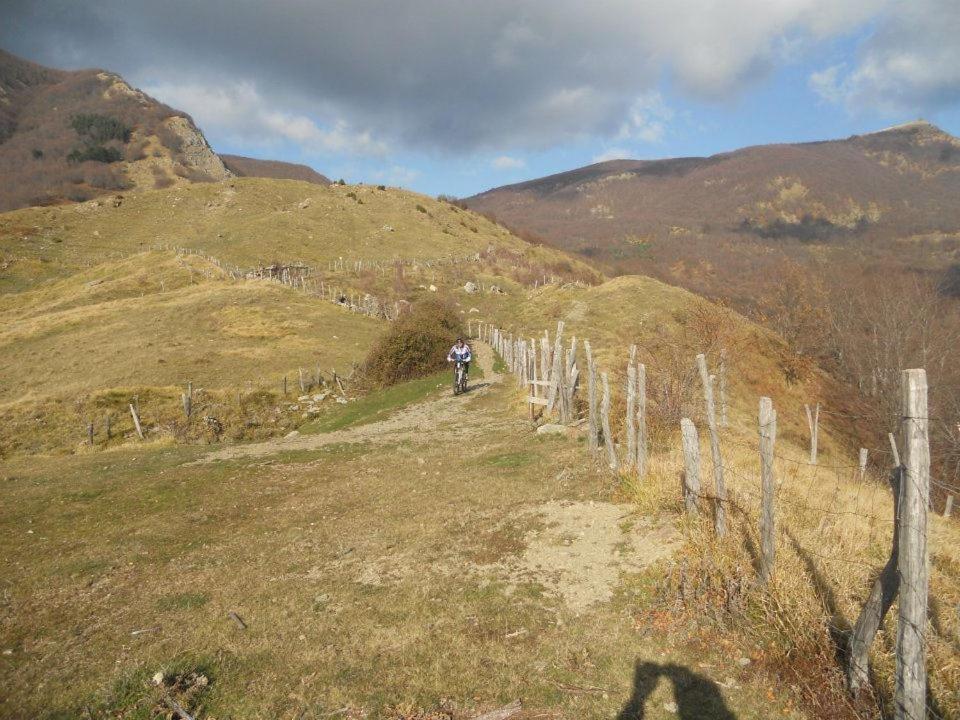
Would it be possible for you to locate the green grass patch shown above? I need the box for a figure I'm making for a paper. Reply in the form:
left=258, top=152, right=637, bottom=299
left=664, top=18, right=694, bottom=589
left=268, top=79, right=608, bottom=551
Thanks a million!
left=300, top=371, right=447, bottom=434
left=491, top=352, right=508, bottom=374
left=156, top=592, right=210, bottom=612
left=481, top=450, right=534, bottom=469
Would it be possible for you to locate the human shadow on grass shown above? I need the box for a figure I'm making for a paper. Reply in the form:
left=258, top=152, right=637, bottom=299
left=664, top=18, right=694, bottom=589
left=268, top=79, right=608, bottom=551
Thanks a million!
left=616, top=661, right=737, bottom=719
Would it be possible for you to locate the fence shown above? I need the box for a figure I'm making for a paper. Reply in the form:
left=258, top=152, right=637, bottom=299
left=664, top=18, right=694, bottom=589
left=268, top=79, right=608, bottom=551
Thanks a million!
left=475, top=319, right=955, bottom=720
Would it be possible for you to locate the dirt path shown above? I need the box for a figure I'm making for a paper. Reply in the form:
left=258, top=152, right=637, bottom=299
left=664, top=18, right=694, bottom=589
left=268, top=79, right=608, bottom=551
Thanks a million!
left=192, top=341, right=503, bottom=464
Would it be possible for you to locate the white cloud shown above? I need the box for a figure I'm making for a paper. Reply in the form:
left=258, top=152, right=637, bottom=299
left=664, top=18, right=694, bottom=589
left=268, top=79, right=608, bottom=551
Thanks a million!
left=810, top=0, right=960, bottom=113
left=618, top=92, right=674, bottom=143
left=491, top=155, right=526, bottom=170
left=592, top=148, right=633, bottom=163
left=372, top=165, right=421, bottom=186
left=143, top=80, right=389, bottom=157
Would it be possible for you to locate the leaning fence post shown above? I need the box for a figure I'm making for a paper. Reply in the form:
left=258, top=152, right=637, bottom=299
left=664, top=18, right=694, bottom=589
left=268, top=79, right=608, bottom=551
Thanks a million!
left=804, top=402, right=820, bottom=465
left=129, top=403, right=144, bottom=440
left=585, top=341, right=599, bottom=451
left=895, top=368, right=929, bottom=720
left=758, top=397, right=777, bottom=584
left=697, top=354, right=727, bottom=536
left=636, top=363, right=647, bottom=478
left=680, top=418, right=701, bottom=516
left=601, top=372, right=618, bottom=470
left=848, top=465, right=902, bottom=696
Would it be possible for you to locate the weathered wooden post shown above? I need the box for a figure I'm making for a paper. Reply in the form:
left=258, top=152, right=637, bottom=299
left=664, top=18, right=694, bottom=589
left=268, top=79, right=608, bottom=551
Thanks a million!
left=601, top=372, right=618, bottom=470
left=585, top=341, right=599, bottom=451
left=636, top=363, right=647, bottom=478
left=697, top=354, right=727, bottom=536
left=759, top=397, right=777, bottom=584
left=129, top=403, right=144, bottom=440
left=895, top=368, right=929, bottom=720
left=945, top=495, right=954, bottom=518
left=299, top=368, right=306, bottom=393
left=105, top=415, right=111, bottom=439
left=858, top=448, right=869, bottom=481
left=804, top=403, right=820, bottom=465
left=680, top=418, right=701, bottom=516
left=87, top=421, right=94, bottom=446
left=283, top=375, right=288, bottom=396
left=181, top=391, right=192, bottom=419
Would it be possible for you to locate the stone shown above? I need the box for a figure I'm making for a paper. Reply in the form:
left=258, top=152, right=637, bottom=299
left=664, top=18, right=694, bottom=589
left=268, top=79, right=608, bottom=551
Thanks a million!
left=285, top=430, right=300, bottom=439
left=429, top=284, right=438, bottom=292
left=463, top=281, right=478, bottom=294
left=737, top=656, right=752, bottom=666
left=536, top=423, right=569, bottom=436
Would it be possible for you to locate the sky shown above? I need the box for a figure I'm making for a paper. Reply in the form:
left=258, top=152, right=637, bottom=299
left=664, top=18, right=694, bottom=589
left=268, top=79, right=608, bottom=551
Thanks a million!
left=3, top=0, right=960, bottom=197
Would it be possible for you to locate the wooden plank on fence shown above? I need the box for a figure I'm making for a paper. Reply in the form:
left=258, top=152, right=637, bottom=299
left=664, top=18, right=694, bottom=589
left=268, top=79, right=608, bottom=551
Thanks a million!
left=758, top=397, right=776, bottom=584
left=697, top=354, right=727, bottom=536
left=601, top=372, right=618, bottom=470
left=527, top=397, right=550, bottom=406
left=680, top=418, right=701, bottom=516
left=585, top=341, right=598, bottom=452
left=636, top=363, right=647, bottom=478
left=895, top=369, right=929, bottom=720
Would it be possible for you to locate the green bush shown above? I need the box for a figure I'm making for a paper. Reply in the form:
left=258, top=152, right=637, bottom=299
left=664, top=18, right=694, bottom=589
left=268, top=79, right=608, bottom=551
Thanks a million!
left=362, top=297, right=464, bottom=387
left=67, top=145, right=123, bottom=164
left=70, top=113, right=132, bottom=144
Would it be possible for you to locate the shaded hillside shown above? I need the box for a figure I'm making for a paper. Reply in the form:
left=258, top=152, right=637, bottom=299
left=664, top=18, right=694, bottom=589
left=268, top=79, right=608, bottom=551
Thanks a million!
left=0, top=48, right=228, bottom=212
left=220, top=154, right=331, bottom=184
left=466, top=121, right=960, bottom=262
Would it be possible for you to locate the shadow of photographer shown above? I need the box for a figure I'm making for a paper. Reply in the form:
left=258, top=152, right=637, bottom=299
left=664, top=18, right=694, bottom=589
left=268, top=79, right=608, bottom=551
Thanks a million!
left=616, top=661, right=737, bottom=720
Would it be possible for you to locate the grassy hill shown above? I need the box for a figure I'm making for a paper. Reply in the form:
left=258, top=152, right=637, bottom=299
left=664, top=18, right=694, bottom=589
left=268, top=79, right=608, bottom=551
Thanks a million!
left=1, top=173, right=957, bottom=719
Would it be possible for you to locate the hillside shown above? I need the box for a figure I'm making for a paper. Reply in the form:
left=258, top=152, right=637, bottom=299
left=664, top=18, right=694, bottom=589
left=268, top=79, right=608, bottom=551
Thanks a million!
left=466, top=121, right=960, bottom=265
left=0, top=48, right=229, bottom=212
left=220, top=154, right=331, bottom=184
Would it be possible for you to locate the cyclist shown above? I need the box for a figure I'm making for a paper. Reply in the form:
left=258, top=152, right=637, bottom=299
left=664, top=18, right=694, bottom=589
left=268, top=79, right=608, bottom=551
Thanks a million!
left=447, top=337, right=472, bottom=386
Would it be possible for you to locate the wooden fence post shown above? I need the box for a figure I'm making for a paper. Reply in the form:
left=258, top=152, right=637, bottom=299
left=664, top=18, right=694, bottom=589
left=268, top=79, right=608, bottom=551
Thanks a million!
left=945, top=495, right=954, bottom=518
left=105, top=414, right=111, bottom=439
left=697, top=354, right=727, bottom=536
left=889, top=432, right=901, bottom=467
left=636, top=363, right=647, bottom=478
left=858, top=448, right=868, bottom=481
left=680, top=418, right=701, bottom=516
left=585, top=341, right=599, bottom=451
left=129, top=403, right=144, bottom=440
left=87, top=421, right=94, bottom=446
left=601, top=372, right=618, bottom=470
left=283, top=375, right=288, bottom=396
left=805, top=403, right=820, bottom=465
left=847, top=467, right=902, bottom=696
left=759, top=397, right=777, bottom=584
left=895, top=368, right=929, bottom=720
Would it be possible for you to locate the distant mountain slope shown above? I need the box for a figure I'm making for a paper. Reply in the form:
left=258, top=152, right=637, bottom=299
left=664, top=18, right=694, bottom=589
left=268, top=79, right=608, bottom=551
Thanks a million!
left=220, top=155, right=331, bottom=185
left=466, top=121, right=960, bottom=260
left=0, top=48, right=229, bottom=212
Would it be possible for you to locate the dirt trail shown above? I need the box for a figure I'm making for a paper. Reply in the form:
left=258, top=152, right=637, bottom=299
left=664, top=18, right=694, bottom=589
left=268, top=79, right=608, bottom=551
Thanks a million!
left=192, top=341, right=503, bottom=464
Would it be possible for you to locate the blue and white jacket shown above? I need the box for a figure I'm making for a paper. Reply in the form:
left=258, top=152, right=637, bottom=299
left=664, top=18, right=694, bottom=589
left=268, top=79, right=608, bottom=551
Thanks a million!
left=447, top=343, right=472, bottom=363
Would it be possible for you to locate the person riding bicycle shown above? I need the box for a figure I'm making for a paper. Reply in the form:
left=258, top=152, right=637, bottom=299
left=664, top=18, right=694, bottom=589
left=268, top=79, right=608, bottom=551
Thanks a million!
left=447, top=337, right=472, bottom=381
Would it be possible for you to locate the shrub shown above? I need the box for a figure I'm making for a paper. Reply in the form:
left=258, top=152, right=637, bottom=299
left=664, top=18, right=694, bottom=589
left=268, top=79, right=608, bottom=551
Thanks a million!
left=67, top=145, right=123, bottom=164
left=415, top=204, right=427, bottom=213
left=336, top=178, right=346, bottom=185
left=362, top=297, right=464, bottom=387
left=31, top=148, right=43, bottom=160
left=376, top=184, right=386, bottom=191
left=70, top=113, right=131, bottom=144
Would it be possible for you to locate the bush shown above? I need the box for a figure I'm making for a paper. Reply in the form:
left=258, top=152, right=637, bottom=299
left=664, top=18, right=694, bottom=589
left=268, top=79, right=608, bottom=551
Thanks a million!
left=67, top=145, right=123, bottom=164
left=70, top=113, right=132, bottom=144
left=362, top=297, right=464, bottom=387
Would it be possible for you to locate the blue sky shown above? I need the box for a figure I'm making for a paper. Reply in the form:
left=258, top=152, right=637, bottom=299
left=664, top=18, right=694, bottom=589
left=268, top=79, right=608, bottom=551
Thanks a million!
left=4, top=0, right=960, bottom=197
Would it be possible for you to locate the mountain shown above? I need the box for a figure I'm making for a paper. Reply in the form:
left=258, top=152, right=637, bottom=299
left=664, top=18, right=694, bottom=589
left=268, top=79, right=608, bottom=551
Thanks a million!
left=465, top=121, right=960, bottom=265
left=0, top=48, right=229, bottom=212
left=220, top=154, right=331, bottom=184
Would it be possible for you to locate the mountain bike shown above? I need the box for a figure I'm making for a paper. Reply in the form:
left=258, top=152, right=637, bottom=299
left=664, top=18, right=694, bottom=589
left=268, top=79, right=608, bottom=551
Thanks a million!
left=453, top=360, right=468, bottom=395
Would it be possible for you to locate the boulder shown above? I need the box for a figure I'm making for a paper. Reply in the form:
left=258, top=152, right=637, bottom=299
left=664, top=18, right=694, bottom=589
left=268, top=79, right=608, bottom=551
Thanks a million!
left=536, top=423, right=569, bottom=436
left=463, top=281, right=478, bottom=294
